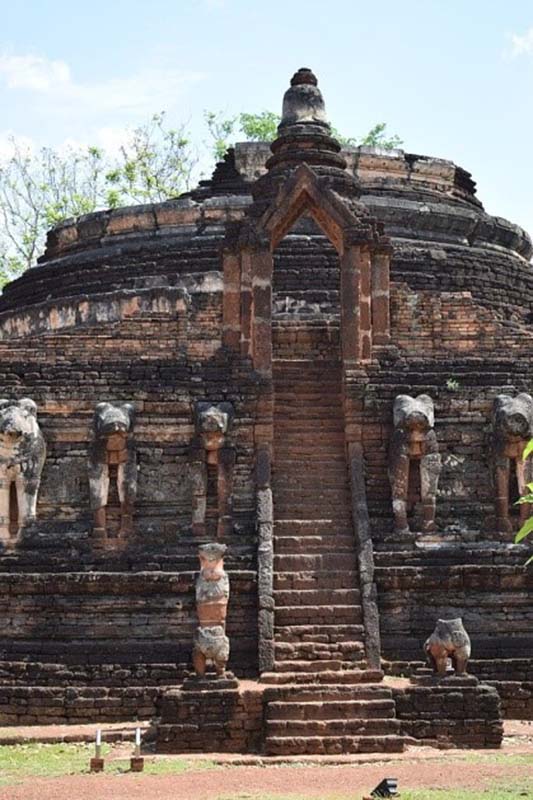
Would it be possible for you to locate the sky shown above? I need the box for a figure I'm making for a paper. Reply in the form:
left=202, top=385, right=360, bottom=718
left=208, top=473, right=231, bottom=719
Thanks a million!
left=2, top=0, right=533, bottom=232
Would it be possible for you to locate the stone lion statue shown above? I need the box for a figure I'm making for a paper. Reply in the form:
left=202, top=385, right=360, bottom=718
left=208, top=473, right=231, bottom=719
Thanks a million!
left=195, top=402, right=234, bottom=452
left=191, top=402, right=235, bottom=537
left=192, top=626, right=230, bottom=677
left=87, top=402, right=137, bottom=539
left=0, top=398, right=46, bottom=545
left=389, top=394, right=441, bottom=534
left=425, top=618, right=471, bottom=676
left=491, top=393, right=533, bottom=533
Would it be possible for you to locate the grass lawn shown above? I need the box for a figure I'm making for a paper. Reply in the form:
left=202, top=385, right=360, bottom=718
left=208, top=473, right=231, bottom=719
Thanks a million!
left=0, top=743, right=531, bottom=799
left=0, top=741, right=215, bottom=782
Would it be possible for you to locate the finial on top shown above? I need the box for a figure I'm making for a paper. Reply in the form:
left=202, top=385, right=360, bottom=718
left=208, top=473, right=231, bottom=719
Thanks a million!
left=290, top=68, right=318, bottom=87
left=280, top=67, right=329, bottom=129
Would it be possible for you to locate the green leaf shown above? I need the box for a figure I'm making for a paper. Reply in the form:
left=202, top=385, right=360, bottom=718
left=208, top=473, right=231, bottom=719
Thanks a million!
left=524, top=553, right=533, bottom=566
left=515, top=515, right=533, bottom=543
left=523, top=439, right=533, bottom=460
left=515, top=494, right=533, bottom=504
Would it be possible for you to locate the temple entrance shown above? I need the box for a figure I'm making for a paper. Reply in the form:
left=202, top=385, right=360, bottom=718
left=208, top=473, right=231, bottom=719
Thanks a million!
left=270, top=218, right=366, bottom=673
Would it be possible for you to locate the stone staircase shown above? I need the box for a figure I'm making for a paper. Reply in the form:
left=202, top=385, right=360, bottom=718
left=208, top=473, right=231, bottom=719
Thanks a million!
left=271, top=358, right=366, bottom=675
left=265, top=355, right=405, bottom=755
left=264, top=684, right=404, bottom=755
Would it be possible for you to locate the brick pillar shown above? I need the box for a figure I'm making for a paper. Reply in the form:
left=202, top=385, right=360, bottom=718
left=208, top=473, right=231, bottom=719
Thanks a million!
left=222, top=248, right=241, bottom=350
left=256, top=442, right=274, bottom=672
left=371, top=244, right=391, bottom=345
left=251, top=247, right=273, bottom=376
left=217, top=447, right=236, bottom=538
left=359, top=245, right=372, bottom=361
left=348, top=440, right=382, bottom=670
left=240, top=250, right=253, bottom=358
left=340, top=241, right=374, bottom=363
left=340, top=244, right=361, bottom=364
left=190, top=446, right=207, bottom=537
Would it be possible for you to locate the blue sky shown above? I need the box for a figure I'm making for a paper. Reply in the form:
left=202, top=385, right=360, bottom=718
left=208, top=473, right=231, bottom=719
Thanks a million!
left=2, top=0, right=533, bottom=232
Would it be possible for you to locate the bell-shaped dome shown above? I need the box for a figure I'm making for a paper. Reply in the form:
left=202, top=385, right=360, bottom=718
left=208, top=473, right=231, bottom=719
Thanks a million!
left=280, top=68, right=329, bottom=129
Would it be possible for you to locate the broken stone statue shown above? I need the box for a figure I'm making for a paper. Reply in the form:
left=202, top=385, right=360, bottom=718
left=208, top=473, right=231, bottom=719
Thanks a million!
left=192, top=542, right=230, bottom=677
left=191, top=402, right=235, bottom=537
left=0, top=398, right=46, bottom=546
left=425, top=618, right=471, bottom=676
left=87, top=402, right=137, bottom=541
left=491, top=393, right=533, bottom=534
left=389, top=393, right=442, bottom=534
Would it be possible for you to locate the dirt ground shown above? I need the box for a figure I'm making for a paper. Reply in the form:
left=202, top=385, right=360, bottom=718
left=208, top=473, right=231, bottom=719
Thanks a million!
left=0, top=720, right=532, bottom=800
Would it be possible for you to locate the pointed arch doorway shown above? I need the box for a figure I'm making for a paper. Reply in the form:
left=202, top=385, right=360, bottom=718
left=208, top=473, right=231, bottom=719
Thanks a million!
left=222, top=162, right=391, bottom=676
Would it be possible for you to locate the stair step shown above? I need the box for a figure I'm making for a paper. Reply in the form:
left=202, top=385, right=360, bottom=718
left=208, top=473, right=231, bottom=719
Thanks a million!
left=274, top=573, right=359, bottom=590
left=273, top=489, right=351, bottom=501
left=274, top=536, right=356, bottom=554
left=265, top=735, right=405, bottom=756
left=273, top=659, right=346, bottom=673
left=274, top=520, right=352, bottom=529
left=274, top=521, right=353, bottom=535
left=272, top=469, right=348, bottom=481
left=273, top=589, right=360, bottom=606
left=264, top=684, right=391, bottom=702
left=266, top=719, right=402, bottom=736
left=267, top=698, right=395, bottom=720
left=274, top=420, right=345, bottom=430
left=274, top=432, right=346, bottom=442
left=274, top=624, right=365, bottom=642
left=260, top=670, right=383, bottom=685
left=274, top=555, right=357, bottom=571
left=275, top=641, right=365, bottom=661
left=275, top=606, right=362, bottom=625
left=274, top=509, right=351, bottom=518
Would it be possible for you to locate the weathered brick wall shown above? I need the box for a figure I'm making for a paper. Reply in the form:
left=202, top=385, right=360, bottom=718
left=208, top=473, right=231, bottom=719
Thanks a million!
left=0, top=686, right=159, bottom=725
left=392, top=683, right=503, bottom=748
left=384, top=660, right=533, bottom=720
left=376, top=562, right=533, bottom=662
left=0, top=288, right=258, bottom=548
left=0, top=146, right=530, bottom=691
left=156, top=686, right=264, bottom=753
left=0, top=661, right=183, bottom=686
left=390, top=243, right=533, bottom=324
left=0, top=572, right=257, bottom=675
left=363, top=284, right=533, bottom=538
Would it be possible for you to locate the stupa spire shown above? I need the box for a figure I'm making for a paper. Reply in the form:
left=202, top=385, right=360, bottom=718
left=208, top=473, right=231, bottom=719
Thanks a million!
left=279, top=67, right=329, bottom=129
left=252, top=68, right=359, bottom=205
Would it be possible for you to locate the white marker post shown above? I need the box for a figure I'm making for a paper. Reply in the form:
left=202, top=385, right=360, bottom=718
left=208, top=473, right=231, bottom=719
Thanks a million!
left=90, top=728, right=104, bottom=772
left=130, top=726, right=144, bottom=772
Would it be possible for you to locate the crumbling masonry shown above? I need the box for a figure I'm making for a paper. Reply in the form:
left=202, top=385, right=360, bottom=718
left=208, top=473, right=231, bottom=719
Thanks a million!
left=0, top=68, right=531, bottom=752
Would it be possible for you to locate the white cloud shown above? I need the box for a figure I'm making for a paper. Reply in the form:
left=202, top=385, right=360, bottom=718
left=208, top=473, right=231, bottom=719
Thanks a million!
left=509, top=27, right=533, bottom=57
left=94, top=127, right=134, bottom=156
left=0, top=52, right=204, bottom=117
left=0, top=131, right=35, bottom=162
left=55, top=127, right=134, bottom=157
left=0, top=54, right=70, bottom=91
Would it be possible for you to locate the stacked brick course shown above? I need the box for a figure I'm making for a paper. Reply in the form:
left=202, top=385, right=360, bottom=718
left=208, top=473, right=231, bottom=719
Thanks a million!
left=0, top=68, right=529, bottom=752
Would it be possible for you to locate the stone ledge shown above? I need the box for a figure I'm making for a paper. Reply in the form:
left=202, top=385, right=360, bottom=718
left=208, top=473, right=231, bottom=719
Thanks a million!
left=392, top=682, right=503, bottom=748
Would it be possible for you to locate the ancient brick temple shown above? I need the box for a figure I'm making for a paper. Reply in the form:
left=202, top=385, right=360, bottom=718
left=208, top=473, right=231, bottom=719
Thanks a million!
left=0, top=68, right=531, bottom=753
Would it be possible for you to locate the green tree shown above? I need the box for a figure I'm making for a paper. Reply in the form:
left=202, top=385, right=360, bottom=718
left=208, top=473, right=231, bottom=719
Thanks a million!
left=205, top=110, right=404, bottom=155
left=0, top=113, right=197, bottom=286
left=105, top=113, right=196, bottom=205
left=0, top=110, right=403, bottom=287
